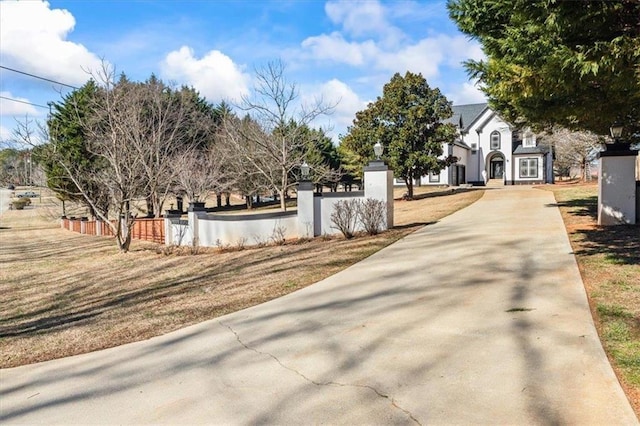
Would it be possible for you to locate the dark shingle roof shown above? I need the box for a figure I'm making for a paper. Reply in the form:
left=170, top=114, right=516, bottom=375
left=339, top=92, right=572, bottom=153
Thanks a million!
left=445, top=103, right=489, bottom=132
left=513, top=145, right=549, bottom=155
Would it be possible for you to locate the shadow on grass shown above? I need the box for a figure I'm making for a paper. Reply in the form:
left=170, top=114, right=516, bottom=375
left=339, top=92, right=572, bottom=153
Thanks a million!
left=573, top=225, right=640, bottom=265
left=394, top=187, right=484, bottom=201
left=546, top=195, right=598, bottom=217
left=392, top=221, right=437, bottom=230
left=549, top=193, right=640, bottom=265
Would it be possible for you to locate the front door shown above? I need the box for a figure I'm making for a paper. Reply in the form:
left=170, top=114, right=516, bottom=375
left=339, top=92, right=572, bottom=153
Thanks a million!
left=490, top=158, right=504, bottom=179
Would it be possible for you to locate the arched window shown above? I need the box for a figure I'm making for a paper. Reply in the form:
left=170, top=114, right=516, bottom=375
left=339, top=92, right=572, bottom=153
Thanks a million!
left=490, top=131, right=501, bottom=150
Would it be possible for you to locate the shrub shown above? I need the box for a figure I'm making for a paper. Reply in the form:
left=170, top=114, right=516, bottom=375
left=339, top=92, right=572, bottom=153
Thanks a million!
left=330, top=199, right=360, bottom=239
left=10, top=199, right=29, bottom=210
left=358, top=198, right=386, bottom=235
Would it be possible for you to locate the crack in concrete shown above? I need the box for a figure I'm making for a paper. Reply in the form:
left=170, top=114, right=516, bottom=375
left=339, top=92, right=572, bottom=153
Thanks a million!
left=220, top=321, right=422, bottom=425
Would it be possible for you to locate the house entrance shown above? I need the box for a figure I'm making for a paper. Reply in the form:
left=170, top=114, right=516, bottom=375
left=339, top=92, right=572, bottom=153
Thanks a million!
left=489, top=156, right=504, bottom=179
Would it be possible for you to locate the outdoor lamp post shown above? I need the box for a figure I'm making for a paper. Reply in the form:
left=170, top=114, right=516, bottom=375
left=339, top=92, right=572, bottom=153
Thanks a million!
left=606, top=123, right=631, bottom=151
left=597, top=121, right=637, bottom=225
left=373, top=141, right=383, bottom=160
left=610, top=123, right=623, bottom=141
left=301, top=161, right=310, bottom=180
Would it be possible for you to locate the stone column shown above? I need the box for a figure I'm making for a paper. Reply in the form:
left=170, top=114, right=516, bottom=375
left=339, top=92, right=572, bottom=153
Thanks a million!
left=364, top=160, right=394, bottom=229
left=598, top=147, right=638, bottom=225
left=297, top=180, right=315, bottom=238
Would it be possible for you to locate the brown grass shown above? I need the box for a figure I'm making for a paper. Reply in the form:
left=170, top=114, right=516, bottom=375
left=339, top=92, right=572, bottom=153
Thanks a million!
left=0, top=186, right=484, bottom=368
left=540, top=181, right=640, bottom=417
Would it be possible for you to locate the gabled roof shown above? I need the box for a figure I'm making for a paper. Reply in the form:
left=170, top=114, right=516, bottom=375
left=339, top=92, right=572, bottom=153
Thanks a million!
left=445, top=103, right=489, bottom=133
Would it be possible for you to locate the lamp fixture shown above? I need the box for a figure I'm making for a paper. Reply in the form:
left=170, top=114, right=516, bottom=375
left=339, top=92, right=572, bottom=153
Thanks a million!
left=609, top=123, right=623, bottom=140
left=300, top=161, right=310, bottom=180
left=373, top=141, right=383, bottom=160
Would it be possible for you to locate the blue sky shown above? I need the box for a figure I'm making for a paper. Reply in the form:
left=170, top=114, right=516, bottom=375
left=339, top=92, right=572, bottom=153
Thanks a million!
left=0, top=0, right=485, bottom=143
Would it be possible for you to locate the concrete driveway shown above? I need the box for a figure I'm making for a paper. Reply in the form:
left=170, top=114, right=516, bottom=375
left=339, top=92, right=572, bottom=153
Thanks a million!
left=1, top=186, right=637, bottom=424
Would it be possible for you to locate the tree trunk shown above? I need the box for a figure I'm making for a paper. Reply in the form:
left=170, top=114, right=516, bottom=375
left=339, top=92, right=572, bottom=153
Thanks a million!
left=279, top=188, right=286, bottom=211
left=405, top=177, right=414, bottom=199
left=280, top=167, right=288, bottom=211
left=146, top=197, right=154, bottom=218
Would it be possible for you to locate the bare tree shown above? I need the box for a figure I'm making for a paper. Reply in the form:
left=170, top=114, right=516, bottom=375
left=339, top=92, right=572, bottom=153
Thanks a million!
left=133, top=80, right=217, bottom=217
left=541, top=127, right=602, bottom=181
left=229, top=60, right=335, bottom=210
left=77, top=67, right=150, bottom=252
left=173, top=140, right=234, bottom=204
left=220, top=115, right=271, bottom=209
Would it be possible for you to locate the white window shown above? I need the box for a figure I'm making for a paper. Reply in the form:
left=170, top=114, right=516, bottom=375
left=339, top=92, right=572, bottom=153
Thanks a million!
left=429, top=171, right=440, bottom=183
left=490, top=131, right=501, bottom=150
left=519, top=158, right=538, bottom=178
left=523, top=131, right=536, bottom=147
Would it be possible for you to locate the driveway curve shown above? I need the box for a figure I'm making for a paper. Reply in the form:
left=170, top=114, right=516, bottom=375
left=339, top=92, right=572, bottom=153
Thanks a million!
left=1, top=186, right=636, bottom=425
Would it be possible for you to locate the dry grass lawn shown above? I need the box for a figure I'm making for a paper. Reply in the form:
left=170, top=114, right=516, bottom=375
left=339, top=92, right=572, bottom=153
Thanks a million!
left=541, top=181, right=639, bottom=417
left=0, top=186, right=483, bottom=368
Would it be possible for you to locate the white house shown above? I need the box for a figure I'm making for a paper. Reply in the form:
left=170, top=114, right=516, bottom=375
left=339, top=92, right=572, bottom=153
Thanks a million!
left=397, top=103, right=554, bottom=187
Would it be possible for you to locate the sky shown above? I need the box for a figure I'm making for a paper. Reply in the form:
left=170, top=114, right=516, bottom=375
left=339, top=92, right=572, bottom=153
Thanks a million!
left=0, top=0, right=486, bottom=144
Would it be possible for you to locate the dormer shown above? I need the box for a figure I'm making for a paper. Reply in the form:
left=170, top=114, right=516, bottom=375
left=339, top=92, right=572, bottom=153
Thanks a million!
left=522, top=129, right=536, bottom=147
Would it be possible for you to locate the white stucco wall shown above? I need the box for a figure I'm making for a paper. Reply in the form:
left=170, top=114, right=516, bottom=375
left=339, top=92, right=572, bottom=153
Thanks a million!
left=167, top=219, right=192, bottom=246
left=197, top=212, right=299, bottom=247
left=164, top=163, right=394, bottom=247
left=314, top=193, right=365, bottom=236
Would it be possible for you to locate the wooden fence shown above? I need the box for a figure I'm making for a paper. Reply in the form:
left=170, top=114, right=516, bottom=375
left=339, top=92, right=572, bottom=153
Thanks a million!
left=61, top=217, right=164, bottom=244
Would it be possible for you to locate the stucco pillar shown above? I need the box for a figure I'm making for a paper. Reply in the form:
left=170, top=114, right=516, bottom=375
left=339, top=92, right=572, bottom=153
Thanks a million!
left=163, top=211, right=181, bottom=245
left=598, top=148, right=638, bottom=225
left=364, top=160, right=394, bottom=229
left=297, top=180, right=315, bottom=238
left=187, top=202, right=206, bottom=246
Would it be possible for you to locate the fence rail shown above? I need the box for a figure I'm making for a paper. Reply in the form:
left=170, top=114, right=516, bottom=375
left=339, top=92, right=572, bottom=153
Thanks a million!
left=61, top=217, right=164, bottom=244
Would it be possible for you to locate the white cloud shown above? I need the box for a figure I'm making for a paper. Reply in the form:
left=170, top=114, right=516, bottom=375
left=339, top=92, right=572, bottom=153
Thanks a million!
left=301, top=33, right=378, bottom=66
left=161, top=46, right=250, bottom=103
left=375, top=38, right=442, bottom=78
left=0, top=125, right=12, bottom=143
left=446, top=82, right=487, bottom=105
left=301, top=8, right=484, bottom=80
left=0, top=92, right=38, bottom=116
left=303, top=79, right=369, bottom=141
left=325, top=0, right=387, bottom=38
left=325, top=0, right=404, bottom=46
left=376, top=35, right=483, bottom=78
left=0, top=0, right=104, bottom=86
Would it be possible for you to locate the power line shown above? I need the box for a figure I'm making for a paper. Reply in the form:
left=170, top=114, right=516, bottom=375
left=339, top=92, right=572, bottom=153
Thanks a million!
left=0, top=65, right=79, bottom=89
left=0, top=95, right=50, bottom=110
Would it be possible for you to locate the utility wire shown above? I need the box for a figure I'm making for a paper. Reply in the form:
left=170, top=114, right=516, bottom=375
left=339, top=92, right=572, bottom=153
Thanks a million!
left=0, top=65, right=79, bottom=89
left=0, top=95, right=51, bottom=110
